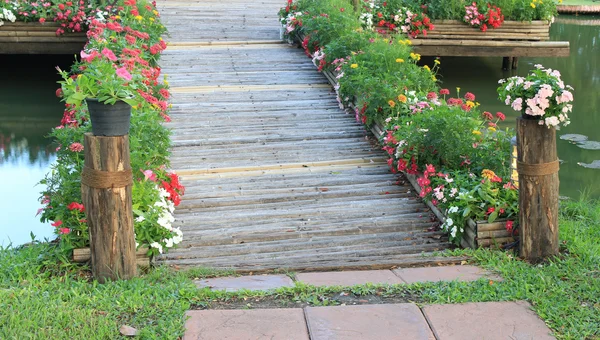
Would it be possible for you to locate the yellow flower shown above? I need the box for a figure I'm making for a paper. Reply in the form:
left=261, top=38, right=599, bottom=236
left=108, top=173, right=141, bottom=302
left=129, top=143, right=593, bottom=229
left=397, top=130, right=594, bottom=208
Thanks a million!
left=405, top=39, right=412, bottom=45
left=530, top=2, right=536, bottom=8
left=149, top=17, right=155, bottom=22
left=396, top=58, right=404, bottom=63
left=356, top=27, right=364, bottom=32
left=383, top=38, right=389, bottom=43
left=410, top=53, right=421, bottom=61
left=398, top=94, right=407, bottom=103
left=432, top=75, right=437, bottom=81
left=558, top=0, right=562, bottom=3
left=77, top=74, right=82, bottom=79
left=135, top=15, right=143, bottom=21
left=466, top=100, right=475, bottom=108
left=482, top=169, right=497, bottom=179
left=351, top=51, right=357, bottom=55
left=388, top=100, right=396, bottom=108
left=350, top=64, right=358, bottom=69
left=472, top=130, right=482, bottom=135
left=488, top=127, right=497, bottom=132
left=114, top=15, right=121, bottom=20
left=164, top=80, right=169, bottom=86
left=153, top=10, right=159, bottom=16
left=423, top=65, right=431, bottom=72
left=434, top=59, right=440, bottom=65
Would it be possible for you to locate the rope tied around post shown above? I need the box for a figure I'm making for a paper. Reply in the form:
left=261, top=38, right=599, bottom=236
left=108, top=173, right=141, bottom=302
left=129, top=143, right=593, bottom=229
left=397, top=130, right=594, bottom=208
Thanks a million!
left=81, top=166, right=133, bottom=188
left=517, top=160, right=560, bottom=177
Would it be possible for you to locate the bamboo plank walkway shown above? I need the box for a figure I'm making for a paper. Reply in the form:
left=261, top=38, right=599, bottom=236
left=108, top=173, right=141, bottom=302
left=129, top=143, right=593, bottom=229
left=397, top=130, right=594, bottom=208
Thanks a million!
left=157, top=0, right=455, bottom=271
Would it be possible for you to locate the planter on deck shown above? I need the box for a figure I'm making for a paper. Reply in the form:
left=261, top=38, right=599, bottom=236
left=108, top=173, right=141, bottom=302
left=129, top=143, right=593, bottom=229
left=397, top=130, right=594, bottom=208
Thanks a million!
left=0, top=22, right=87, bottom=54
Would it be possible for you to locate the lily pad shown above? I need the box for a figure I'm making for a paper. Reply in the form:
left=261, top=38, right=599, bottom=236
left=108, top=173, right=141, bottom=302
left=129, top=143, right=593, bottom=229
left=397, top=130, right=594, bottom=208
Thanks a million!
left=560, top=134, right=588, bottom=142
left=576, top=141, right=600, bottom=150
left=577, top=160, right=600, bottom=169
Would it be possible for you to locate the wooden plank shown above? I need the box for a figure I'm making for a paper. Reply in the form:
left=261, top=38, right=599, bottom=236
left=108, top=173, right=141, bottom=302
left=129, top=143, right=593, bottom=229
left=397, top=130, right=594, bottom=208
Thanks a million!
left=413, top=45, right=570, bottom=57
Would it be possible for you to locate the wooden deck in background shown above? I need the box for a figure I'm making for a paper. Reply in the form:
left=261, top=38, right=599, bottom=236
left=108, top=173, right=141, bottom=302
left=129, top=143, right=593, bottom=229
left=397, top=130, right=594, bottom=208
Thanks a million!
left=156, top=0, right=455, bottom=271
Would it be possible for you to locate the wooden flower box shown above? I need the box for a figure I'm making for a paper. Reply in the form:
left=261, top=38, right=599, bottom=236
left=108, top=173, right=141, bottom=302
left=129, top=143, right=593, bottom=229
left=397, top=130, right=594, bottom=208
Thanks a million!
left=375, top=20, right=569, bottom=59
left=72, top=247, right=152, bottom=267
left=461, top=219, right=515, bottom=249
left=0, top=22, right=86, bottom=54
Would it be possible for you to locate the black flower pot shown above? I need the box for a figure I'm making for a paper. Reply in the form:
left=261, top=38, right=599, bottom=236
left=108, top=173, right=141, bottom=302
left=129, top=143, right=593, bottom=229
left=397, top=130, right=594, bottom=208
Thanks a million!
left=86, top=98, right=132, bottom=136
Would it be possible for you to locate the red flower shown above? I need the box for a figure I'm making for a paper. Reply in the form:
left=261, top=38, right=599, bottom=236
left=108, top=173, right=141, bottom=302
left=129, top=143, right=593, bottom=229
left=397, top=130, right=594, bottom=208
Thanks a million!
left=56, top=88, right=63, bottom=98
left=440, top=88, right=450, bottom=95
left=426, top=92, right=437, bottom=100
left=69, top=142, right=84, bottom=152
left=39, top=17, right=46, bottom=23
left=59, top=228, right=70, bottom=234
left=377, top=12, right=383, bottom=18
left=486, top=207, right=495, bottom=215
left=482, top=111, right=494, bottom=120
left=425, top=164, right=436, bottom=175
left=67, top=202, right=85, bottom=212
left=51, top=220, right=63, bottom=227
left=495, top=112, right=506, bottom=121
left=340, top=7, right=345, bottom=12
left=506, top=220, right=514, bottom=233
left=58, top=3, right=65, bottom=10
left=464, top=92, right=476, bottom=101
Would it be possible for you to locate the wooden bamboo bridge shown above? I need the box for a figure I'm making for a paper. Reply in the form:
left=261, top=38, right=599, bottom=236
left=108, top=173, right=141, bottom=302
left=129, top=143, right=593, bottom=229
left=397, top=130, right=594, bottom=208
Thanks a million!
left=155, top=0, right=457, bottom=271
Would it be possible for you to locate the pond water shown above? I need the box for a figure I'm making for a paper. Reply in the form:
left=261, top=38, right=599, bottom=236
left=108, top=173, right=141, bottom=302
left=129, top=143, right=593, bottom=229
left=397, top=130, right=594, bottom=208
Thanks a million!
left=0, top=54, right=73, bottom=247
left=437, top=15, right=600, bottom=200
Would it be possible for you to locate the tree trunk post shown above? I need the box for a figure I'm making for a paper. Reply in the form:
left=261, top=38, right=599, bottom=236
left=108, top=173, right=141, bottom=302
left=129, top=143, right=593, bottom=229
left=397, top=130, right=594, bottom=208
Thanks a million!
left=81, top=133, right=137, bottom=283
left=352, top=0, right=359, bottom=12
left=516, top=117, right=560, bottom=262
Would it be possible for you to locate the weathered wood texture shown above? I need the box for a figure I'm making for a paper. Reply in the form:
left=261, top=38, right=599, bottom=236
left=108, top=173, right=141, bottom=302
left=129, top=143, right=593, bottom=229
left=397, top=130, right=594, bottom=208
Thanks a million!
left=82, top=133, right=137, bottom=282
left=376, top=20, right=569, bottom=57
left=0, top=22, right=86, bottom=54
left=73, top=247, right=151, bottom=267
left=517, top=118, right=560, bottom=262
left=156, top=0, right=456, bottom=271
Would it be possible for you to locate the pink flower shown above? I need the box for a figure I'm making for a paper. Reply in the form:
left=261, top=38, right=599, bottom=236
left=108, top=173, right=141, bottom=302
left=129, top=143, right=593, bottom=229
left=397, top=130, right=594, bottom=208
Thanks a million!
left=59, top=228, right=70, bottom=234
left=426, top=92, right=437, bottom=100
left=39, top=17, right=45, bottom=23
left=69, top=142, right=84, bottom=152
left=142, top=169, right=157, bottom=181
left=440, top=88, right=450, bottom=95
left=464, top=92, right=475, bottom=101
left=101, top=47, right=117, bottom=61
left=495, top=112, right=506, bottom=121
left=51, top=220, right=63, bottom=227
left=482, top=111, right=493, bottom=120
left=116, top=67, right=132, bottom=81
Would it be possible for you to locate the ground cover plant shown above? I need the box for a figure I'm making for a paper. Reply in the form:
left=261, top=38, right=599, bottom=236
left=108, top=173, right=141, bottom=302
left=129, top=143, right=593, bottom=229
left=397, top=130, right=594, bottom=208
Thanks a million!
left=1, top=196, right=597, bottom=339
left=37, top=0, right=184, bottom=258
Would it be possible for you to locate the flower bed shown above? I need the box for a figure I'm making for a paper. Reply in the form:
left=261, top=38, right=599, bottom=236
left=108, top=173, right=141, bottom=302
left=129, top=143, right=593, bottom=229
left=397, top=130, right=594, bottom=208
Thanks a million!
left=38, top=0, right=184, bottom=259
left=280, top=0, right=520, bottom=246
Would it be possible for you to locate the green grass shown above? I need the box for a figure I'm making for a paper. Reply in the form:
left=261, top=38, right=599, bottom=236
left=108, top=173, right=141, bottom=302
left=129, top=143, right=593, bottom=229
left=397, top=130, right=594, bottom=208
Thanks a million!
left=1, top=196, right=598, bottom=339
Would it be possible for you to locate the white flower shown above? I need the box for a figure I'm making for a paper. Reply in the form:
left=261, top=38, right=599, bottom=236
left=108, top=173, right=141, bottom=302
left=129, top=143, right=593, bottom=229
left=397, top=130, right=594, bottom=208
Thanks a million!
left=446, top=218, right=454, bottom=227
left=135, top=215, right=145, bottom=223
left=150, top=242, right=163, bottom=254
left=448, top=206, right=459, bottom=214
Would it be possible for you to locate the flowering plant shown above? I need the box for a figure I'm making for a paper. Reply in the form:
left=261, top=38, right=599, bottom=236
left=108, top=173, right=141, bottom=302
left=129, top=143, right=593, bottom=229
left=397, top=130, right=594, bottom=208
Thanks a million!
left=497, top=64, right=574, bottom=128
left=391, top=7, right=434, bottom=38
left=39, top=0, right=183, bottom=257
left=463, top=2, right=504, bottom=32
left=0, top=7, right=17, bottom=26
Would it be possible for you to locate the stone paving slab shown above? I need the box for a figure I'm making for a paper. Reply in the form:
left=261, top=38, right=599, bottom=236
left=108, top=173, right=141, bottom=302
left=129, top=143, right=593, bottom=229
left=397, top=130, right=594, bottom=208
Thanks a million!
left=393, top=265, right=498, bottom=284
left=183, top=309, right=309, bottom=340
left=195, top=274, right=294, bottom=292
left=305, top=303, right=435, bottom=340
left=422, top=301, right=555, bottom=340
left=296, top=270, right=404, bottom=286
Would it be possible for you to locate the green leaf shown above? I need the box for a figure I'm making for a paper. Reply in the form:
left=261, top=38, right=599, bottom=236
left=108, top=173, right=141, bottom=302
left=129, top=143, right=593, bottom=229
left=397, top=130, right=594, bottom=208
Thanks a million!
left=488, top=210, right=499, bottom=223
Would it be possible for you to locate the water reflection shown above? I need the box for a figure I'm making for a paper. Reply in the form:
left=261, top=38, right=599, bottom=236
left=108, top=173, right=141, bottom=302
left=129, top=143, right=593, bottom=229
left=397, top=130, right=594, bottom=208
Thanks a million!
left=437, top=15, right=600, bottom=199
left=0, top=54, right=73, bottom=246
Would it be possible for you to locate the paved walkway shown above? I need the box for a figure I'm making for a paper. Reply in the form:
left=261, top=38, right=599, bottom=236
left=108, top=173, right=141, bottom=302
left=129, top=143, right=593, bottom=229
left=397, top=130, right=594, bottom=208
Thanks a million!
left=156, top=0, right=454, bottom=271
left=184, top=266, right=555, bottom=339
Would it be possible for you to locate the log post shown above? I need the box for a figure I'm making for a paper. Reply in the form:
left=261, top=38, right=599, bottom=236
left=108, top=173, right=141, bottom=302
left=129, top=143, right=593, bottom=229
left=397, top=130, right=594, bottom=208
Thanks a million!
left=511, top=57, right=519, bottom=70
left=352, top=0, right=359, bottom=11
left=81, top=133, right=137, bottom=283
left=516, top=117, right=560, bottom=262
left=502, top=57, right=512, bottom=71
